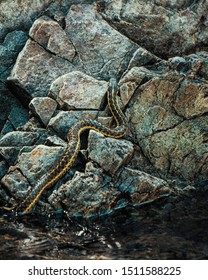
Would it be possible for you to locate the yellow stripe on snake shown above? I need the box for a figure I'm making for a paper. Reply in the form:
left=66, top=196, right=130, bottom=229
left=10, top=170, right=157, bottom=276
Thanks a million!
left=6, top=78, right=127, bottom=214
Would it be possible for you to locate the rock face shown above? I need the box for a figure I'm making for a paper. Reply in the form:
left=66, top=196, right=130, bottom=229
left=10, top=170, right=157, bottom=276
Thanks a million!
left=98, top=0, right=208, bottom=58
left=0, top=1, right=208, bottom=219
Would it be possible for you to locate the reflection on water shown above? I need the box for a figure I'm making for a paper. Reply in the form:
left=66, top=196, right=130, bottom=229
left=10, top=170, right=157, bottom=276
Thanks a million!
left=0, top=190, right=208, bottom=259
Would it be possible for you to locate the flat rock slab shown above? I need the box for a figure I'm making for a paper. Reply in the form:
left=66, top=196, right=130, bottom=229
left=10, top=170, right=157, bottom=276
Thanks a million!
left=49, top=71, right=108, bottom=110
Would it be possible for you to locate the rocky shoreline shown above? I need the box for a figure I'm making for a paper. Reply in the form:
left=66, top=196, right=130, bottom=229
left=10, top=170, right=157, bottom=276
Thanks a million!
left=0, top=1, right=207, bottom=218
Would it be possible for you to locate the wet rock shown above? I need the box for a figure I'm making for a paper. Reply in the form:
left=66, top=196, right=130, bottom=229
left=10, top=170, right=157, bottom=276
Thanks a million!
left=117, top=167, right=172, bottom=205
left=29, top=16, right=75, bottom=62
left=49, top=71, right=107, bottom=110
left=48, top=110, right=98, bottom=140
left=7, top=39, right=74, bottom=101
left=99, top=0, right=208, bottom=58
left=65, top=4, right=138, bottom=79
left=29, top=97, right=57, bottom=126
left=88, top=130, right=134, bottom=174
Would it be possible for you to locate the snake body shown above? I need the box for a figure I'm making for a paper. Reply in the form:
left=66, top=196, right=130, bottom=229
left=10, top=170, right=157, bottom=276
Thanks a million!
left=12, top=78, right=127, bottom=214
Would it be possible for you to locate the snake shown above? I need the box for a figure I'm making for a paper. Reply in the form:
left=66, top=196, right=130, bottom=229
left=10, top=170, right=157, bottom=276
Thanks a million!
left=3, top=78, right=127, bottom=214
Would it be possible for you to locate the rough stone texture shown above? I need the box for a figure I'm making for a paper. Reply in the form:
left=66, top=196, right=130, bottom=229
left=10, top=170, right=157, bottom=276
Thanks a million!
left=0, top=31, right=28, bottom=77
left=29, top=16, right=75, bottom=62
left=0, top=0, right=52, bottom=40
left=124, top=65, right=208, bottom=183
left=117, top=167, right=173, bottom=205
left=17, top=144, right=65, bottom=185
left=88, top=130, right=134, bottom=174
left=0, top=131, right=40, bottom=147
left=1, top=169, right=31, bottom=200
left=48, top=162, right=123, bottom=217
left=49, top=71, right=108, bottom=110
left=0, top=1, right=208, bottom=223
left=0, top=131, right=41, bottom=165
left=7, top=39, right=75, bottom=101
left=65, top=4, right=138, bottom=79
left=98, top=0, right=208, bottom=58
left=29, top=97, right=57, bottom=126
left=48, top=110, right=98, bottom=140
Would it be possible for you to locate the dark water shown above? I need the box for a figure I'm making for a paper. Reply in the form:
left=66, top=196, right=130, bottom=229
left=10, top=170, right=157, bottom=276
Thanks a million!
left=0, top=189, right=208, bottom=260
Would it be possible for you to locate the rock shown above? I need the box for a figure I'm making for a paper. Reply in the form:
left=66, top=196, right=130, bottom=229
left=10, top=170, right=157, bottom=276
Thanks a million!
left=7, top=39, right=74, bottom=101
left=0, top=84, right=28, bottom=134
left=17, top=144, right=65, bottom=185
left=29, top=97, right=57, bottom=126
left=49, top=71, right=108, bottom=110
left=0, top=160, right=8, bottom=180
left=0, top=31, right=28, bottom=76
left=1, top=169, right=31, bottom=200
left=48, top=110, right=98, bottom=140
left=8, top=106, right=29, bottom=130
left=125, top=66, right=208, bottom=182
left=0, top=131, right=41, bottom=165
left=29, top=16, right=75, bottom=62
left=99, top=0, right=208, bottom=58
left=116, top=167, right=172, bottom=205
left=48, top=162, right=123, bottom=217
left=65, top=4, right=138, bottom=79
left=127, top=47, right=161, bottom=70
left=88, top=130, right=134, bottom=174
left=0, top=131, right=40, bottom=147
left=174, top=79, right=208, bottom=119
left=0, top=0, right=53, bottom=40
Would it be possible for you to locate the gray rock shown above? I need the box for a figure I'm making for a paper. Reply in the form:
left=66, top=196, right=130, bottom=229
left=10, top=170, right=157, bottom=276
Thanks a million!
left=117, top=167, right=172, bottom=205
left=49, top=71, right=108, bottom=110
left=1, top=168, right=31, bottom=200
left=125, top=67, right=208, bottom=182
left=48, top=162, right=122, bottom=217
left=0, top=31, right=28, bottom=75
left=0, top=0, right=52, bottom=40
left=7, top=39, right=74, bottom=101
left=48, top=110, right=98, bottom=140
left=29, top=97, right=57, bottom=126
left=29, top=16, right=75, bottom=62
left=0, top=131, right=40, bottom=147
left=65, top=4, right=138, bottom=79
left=99, top=0, right=208, bottom=58
left=0, top=131, right=41, bottom=165
left=0, top=160, right=8, bottom=180
left=17, top=144, right=65, bottom=185
left=88, top=130, right=134, bottom=174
